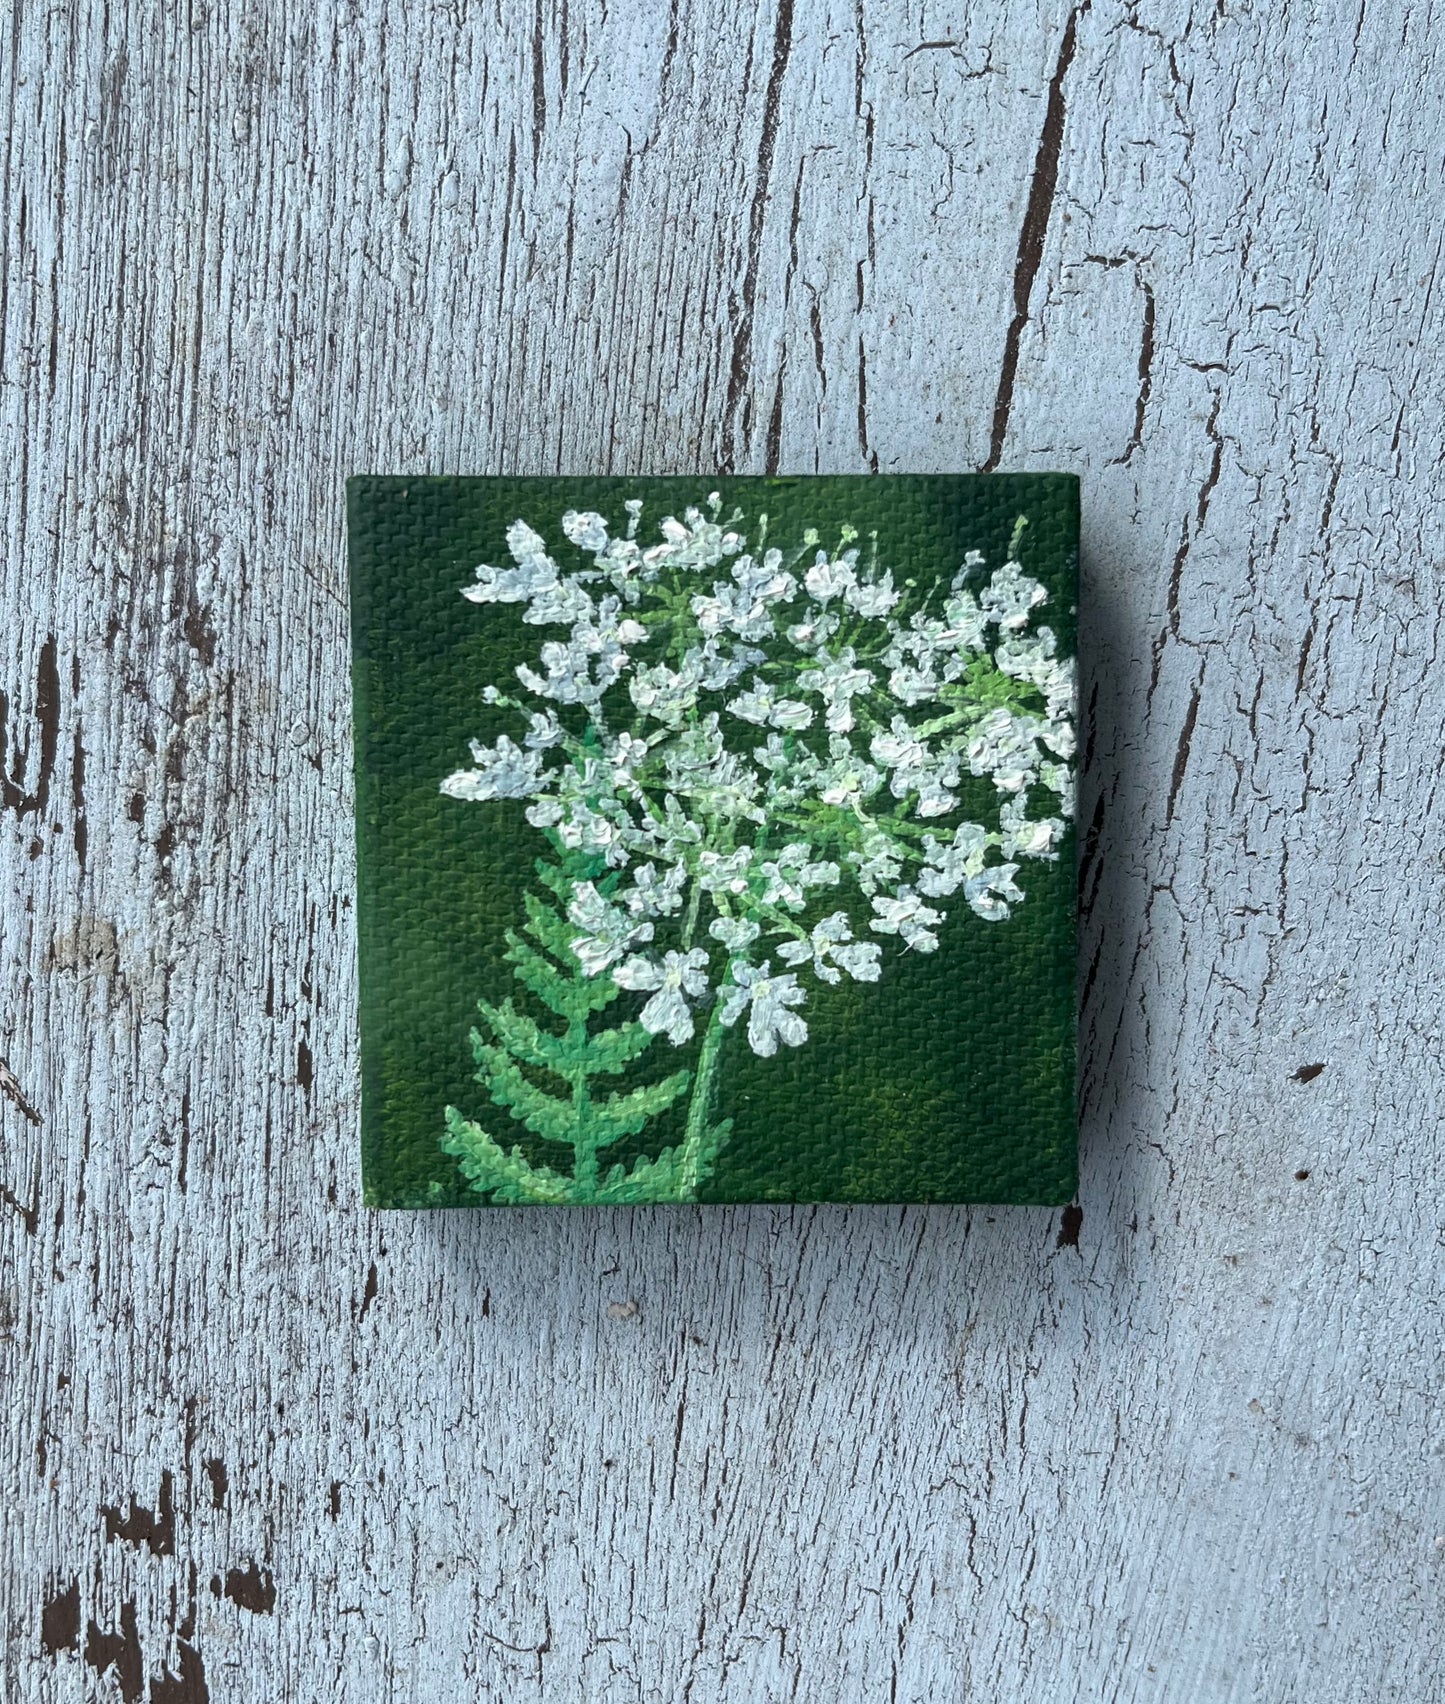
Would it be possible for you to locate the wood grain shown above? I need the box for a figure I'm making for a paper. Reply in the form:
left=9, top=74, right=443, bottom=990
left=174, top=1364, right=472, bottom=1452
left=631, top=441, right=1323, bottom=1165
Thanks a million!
left=3, top=2, right=1442, bottom=1699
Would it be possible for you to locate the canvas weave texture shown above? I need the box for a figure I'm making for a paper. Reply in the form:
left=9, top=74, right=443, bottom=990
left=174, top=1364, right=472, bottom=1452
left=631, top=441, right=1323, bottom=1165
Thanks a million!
left=348, top=475, right=1078, bottom=1207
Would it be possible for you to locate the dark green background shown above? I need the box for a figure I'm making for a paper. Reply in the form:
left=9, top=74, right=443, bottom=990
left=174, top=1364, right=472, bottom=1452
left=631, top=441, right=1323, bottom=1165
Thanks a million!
left=348, top=475, right=1078, bottom=1207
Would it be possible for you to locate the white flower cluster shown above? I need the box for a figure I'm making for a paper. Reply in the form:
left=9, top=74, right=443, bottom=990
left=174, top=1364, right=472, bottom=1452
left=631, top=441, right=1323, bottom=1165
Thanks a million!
left=442, top=496, right=1075, bottom=1058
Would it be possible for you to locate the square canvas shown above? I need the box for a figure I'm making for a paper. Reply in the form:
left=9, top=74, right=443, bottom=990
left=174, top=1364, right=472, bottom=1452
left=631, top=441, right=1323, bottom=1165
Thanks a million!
left=347, top=475, right=1078, bottom=1207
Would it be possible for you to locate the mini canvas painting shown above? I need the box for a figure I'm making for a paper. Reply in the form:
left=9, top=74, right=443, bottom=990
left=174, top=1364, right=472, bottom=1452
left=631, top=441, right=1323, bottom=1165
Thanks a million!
left=348, top=475, right=1078, bottom=1207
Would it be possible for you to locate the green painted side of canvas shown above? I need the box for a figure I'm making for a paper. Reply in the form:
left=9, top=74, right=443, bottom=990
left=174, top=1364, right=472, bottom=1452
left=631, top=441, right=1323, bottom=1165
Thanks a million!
left=348, top=475, right=1077, bottom=1207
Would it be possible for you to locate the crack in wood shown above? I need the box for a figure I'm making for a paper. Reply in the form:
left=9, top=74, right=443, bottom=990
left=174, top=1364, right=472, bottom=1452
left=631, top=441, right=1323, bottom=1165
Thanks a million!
left=0, top=1057, right=42, bottom=1127
left=721, top=0, right=796, bottom=470
left=982, top=2, right=1091, bottom=472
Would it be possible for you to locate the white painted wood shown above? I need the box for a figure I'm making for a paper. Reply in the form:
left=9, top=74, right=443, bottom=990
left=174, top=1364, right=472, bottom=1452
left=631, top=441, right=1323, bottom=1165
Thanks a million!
left=3, top=1, right=1442, bottom=1699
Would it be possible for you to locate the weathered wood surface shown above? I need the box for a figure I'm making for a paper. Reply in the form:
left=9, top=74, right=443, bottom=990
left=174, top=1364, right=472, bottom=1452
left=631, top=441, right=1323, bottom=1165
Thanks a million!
left=2, top=1, right=1442, bottom=1698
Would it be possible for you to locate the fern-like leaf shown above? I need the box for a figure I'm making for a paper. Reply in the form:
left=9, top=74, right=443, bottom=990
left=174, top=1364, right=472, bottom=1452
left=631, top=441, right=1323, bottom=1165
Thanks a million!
left=590, top=1068, right=693, bottom=1147
left=478, top=997, right=570, bottom=1075
left=442, top=1107, right=573, bottom=1204
left=502, top=928, right=576, bottom=1018
left=576, top=1020, right=657, bottom=1076
left=446, top=858, right=711, bottom=1204
left=476, top=997, right=563, bottom=1073
left=596, top=1147, right=683, bottom=1203
left=533, top=857, right=581, bottom=900
left=470, top=1036, right=575, bottom=1145
left=479, top=996, right=657, bottom=1081
left=591, top=1120, right=729, bottom=1202
left=523, top=889, right=586, bottom=962
left=503, top=929, right=621, bottom=1021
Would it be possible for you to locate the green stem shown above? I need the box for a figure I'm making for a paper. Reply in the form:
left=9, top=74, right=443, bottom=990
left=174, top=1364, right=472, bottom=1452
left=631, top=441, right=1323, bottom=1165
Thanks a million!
left=567, top=1019, right=598, bottom=1200
left=680, top=864, right=704, bottom=950
left=675, top=997, right=728, bottom=1199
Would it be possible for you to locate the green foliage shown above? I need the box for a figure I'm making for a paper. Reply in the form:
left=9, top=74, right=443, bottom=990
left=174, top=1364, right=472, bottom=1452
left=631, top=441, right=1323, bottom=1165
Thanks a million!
left=504, top=928, right=623, bottom=1020
left=954, top=653, right=1043, bottom=714
left=442, top=857, right=699, bottom=1203
left=589, top=1069, right=694, bottom=1146
left=466, top=1040, right=575, bottom=1144
left=442, top=1107, right=574, bottom=1204
left=590, top=1116, right=731, bottom=1204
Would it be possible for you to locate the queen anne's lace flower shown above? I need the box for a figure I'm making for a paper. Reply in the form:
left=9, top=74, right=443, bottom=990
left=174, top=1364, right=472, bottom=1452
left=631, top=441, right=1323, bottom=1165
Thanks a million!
left=1039, top=760, right=1074, bottom=817
left=615, top=948, right=711, bottom=1043
left=524, top=577, right=595, bottom=626
left=804, top=551, right=858, bottom=605
left=868, top=888, right=943, bottom=953
left=777, top=913, right=881, bottom=985
left=709, top=915, right=761, bottom=952
left=818, top=739, right=884, bottom=809
left=463, top=521, right=561, bottom=605
left=717, top=962, right=808, bottom=1056
left=523, top=711, right=565, bottom=750
left=572, top=596, right=647, bottom=661
left=759, top=847, right=840, bottom=911
left=561, top=509, right=610, bottom=552
left=849, top=825, right=907, bottom=896
left=797, top=648, right=875, bottom=733
left=727, top=678, right=814, bottom=731
left=697, top=848, right=752, bottom=896
left=516, top=640, right=608, bottom=706
left=965, top=707, right=1048, bottom=793
left=629, top=659, right=702, bottom=726
left=786, top=611, right=840, bottom=650
left=887, top=663, right=940, bottom=707
left=621, top=861, right=688, bottom=918
left=846, top=571, right=900, bottom=617
left=941, top=589, right=989, bottom=652
left=443, top=497, right=1075, bottom=1058
left=917, top=822, right=991, bottom=897
left=567, top=881, right=654, bottom=975
left=979, top=560, right=1048, bottom=630
left=870, top=716, right=929, bottom=775
left=440, top=735, right=546, bottom=801
left=604, top=731, right=650, bottom=795
left=999, top=794, right=1063, bottom=861
left=693, top=580, right=776, bottom=642
left=963, top=863, right=1026, bottom=923
left=697, top=638, right=763, bottom=690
